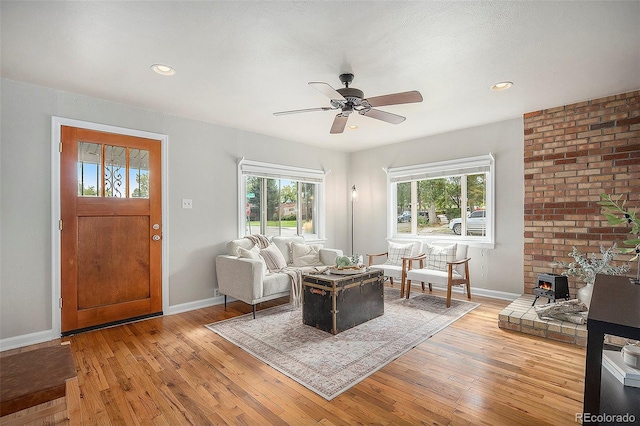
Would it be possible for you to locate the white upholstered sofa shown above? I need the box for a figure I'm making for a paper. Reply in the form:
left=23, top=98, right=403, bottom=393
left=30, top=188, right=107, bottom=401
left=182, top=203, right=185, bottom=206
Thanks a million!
left=215, top=236, right=343, bottom=317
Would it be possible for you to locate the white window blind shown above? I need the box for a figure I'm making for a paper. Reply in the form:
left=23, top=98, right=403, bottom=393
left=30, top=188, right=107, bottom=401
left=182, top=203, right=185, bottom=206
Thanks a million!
left=239, top=159, right=325, bottom=183
left=388, top=154, right=493, bottom=182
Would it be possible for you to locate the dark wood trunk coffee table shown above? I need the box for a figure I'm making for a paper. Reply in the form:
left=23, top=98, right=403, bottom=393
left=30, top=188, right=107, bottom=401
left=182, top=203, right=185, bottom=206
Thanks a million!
left=302, top=269, right=384, bottom=334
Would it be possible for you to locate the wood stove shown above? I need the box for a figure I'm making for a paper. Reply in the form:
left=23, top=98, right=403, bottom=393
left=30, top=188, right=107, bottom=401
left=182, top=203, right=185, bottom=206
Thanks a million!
left=532, top=273, right=570, bottom=306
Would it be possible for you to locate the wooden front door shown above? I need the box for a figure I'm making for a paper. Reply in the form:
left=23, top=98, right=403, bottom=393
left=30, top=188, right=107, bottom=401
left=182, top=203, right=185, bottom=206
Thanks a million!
left=60, top=126, right=162, bottom=334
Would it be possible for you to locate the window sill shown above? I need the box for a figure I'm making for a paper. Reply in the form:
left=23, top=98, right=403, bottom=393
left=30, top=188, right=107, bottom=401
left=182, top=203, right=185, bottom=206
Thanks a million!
left=389, top=235, right=494, bottom=250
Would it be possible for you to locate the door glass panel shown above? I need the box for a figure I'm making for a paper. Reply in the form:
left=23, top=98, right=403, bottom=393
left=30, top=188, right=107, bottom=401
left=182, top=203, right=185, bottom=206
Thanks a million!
left=129, top=148, right=149, bottom=198
left=77, top=142, right=102, bottom=196
left=104, top=145, right=126, bottom=198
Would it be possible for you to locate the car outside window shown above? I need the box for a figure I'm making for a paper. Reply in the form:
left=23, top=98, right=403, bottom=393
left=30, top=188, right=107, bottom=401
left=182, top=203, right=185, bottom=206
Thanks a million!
left=449, top=210, right=486, bottom=235
left=387, top=154, right=494, bottom=247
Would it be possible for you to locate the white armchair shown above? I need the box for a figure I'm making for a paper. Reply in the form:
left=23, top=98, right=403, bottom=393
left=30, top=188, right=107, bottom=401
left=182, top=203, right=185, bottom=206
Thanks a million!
left=404, top=242, right=471, bottom=307
left=215, top=236, right=343, bottom=318
left=367, top=240, right=423, bottom=296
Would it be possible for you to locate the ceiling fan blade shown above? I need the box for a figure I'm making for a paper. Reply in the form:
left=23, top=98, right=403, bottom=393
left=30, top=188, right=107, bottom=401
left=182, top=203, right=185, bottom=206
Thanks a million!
left=273, top=107, right=333, bottom=116
left=360, top=108, right=406, bottom=124
left=309, top=82, right=346, bottom=101
left=330, top=113, right=349, bottom=134
left=365, top=90, right=423, bottom=107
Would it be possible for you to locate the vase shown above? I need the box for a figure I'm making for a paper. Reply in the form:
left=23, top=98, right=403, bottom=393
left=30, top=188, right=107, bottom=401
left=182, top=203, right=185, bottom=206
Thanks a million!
left=577, top=282, right=594, bottom=308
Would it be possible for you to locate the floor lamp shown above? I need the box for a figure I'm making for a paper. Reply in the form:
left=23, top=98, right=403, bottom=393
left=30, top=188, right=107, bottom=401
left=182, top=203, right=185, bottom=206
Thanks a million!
left=351, top=185, right=357, bottom=256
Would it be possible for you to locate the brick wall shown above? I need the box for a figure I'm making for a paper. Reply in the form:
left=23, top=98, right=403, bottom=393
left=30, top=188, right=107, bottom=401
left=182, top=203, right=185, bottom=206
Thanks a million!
left=523, top=90, right=640, bottom=296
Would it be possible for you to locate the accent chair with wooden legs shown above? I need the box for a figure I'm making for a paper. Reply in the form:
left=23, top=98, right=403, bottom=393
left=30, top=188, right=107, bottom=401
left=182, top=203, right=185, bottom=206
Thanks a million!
left=367, top=240, right=422, bottom=297
left=404, top=242, right=471, bottom=307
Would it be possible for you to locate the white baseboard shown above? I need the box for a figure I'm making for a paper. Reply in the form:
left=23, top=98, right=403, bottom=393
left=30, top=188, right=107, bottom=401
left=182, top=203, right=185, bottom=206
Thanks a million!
left=407, top=283, right=520, bottom=301
left=165, top=295, right=226, bottom=315
left=2, top=287, right=518, bottom=352
left=469, top=287, right=521, bottom=301
left=1, top=297, right=228, bottom=352
left=0, top=329, right=59, bottom=352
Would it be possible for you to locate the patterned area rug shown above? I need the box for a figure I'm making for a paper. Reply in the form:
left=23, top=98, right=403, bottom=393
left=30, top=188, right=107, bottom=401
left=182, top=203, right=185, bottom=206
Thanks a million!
left=205, top=287, right=479, bottom=400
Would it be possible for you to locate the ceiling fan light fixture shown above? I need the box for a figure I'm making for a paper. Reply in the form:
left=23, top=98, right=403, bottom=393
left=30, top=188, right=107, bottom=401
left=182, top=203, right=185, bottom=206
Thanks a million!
left=151, top=64, right=175, bottom=76
left=274, top=73, right=422, bottom=134
left=491, top=81, right=513, bottom=91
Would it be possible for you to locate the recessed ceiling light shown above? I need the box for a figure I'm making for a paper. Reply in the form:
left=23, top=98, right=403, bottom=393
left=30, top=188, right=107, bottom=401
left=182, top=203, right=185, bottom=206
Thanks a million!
left=348, top=125, right=359, bottom=130
left=491, top=81, right=513, bottom=91
left=151, top=64, right=175, bottom=76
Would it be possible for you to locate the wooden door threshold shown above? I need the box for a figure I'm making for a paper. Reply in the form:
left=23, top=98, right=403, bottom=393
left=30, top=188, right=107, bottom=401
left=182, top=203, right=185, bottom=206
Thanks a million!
left=61, top=311, right=162, bottom=336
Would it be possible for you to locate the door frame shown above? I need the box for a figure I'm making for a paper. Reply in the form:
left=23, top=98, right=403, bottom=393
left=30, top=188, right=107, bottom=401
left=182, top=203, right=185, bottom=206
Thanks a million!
left=51, top=116, right=169, bottom=336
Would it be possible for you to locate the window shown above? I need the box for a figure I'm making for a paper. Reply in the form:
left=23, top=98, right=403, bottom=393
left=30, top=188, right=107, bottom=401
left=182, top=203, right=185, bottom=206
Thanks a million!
left=238, top=159, right=326, bottom=240
left=387, top=154, right=494, bottom=247
left=77, top=142, right=149, bottom=198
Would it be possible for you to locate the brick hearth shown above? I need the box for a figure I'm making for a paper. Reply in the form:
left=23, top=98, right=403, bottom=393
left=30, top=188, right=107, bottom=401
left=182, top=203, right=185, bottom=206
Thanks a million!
left=498, top=294, right=587, bottom=347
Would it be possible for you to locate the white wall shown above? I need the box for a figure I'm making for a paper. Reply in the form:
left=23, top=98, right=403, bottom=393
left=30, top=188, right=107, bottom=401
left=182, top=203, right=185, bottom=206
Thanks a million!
left=349, top=118, right=525, bottom=296
left=0, top=78, right=350, bottom=343
left=0, top=77, right=524, bottom=347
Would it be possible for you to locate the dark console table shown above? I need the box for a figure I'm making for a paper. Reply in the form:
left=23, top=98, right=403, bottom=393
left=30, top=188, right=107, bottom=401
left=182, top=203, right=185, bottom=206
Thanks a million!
left=583, top=274, right=640, bottom=424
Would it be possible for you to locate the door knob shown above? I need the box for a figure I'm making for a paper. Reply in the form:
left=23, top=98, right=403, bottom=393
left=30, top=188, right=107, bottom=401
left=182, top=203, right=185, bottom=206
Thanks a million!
left=152, top=224, right=160, bottom=230
left=152, top=235, right=161, bottom=241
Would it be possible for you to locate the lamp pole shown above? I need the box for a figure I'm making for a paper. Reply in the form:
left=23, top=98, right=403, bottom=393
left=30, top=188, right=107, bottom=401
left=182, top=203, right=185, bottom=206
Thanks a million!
left=351, top=185, right=357, bottom=255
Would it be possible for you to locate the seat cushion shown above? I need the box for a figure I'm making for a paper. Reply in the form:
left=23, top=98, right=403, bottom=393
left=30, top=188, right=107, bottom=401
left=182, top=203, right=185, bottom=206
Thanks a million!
left=263, top=272, right=291, bottom=296
left=406, top=268, right=463, bottom=285
left=369, top=264, right=404, bottom=279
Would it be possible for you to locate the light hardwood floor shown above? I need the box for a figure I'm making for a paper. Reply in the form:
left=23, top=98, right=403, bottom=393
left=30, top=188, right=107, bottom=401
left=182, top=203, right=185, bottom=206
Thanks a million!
left=2, top=287, right=586, bottom=425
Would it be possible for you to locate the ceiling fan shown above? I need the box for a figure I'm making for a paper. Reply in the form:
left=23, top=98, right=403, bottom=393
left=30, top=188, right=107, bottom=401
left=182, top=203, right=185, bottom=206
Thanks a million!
left=273, top=73, right=423, bottom=134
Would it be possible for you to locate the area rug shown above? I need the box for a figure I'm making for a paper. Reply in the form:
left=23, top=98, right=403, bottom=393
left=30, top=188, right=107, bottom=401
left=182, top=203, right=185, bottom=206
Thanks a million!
left=205, top=287, right=479, bottom=400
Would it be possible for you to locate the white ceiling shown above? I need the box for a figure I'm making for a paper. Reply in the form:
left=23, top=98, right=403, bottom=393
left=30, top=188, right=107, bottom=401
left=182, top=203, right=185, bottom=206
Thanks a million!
left=2, top=1, right=639, bottom=152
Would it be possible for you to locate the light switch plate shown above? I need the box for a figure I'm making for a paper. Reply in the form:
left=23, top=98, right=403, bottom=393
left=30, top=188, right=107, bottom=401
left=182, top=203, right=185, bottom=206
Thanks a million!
left=182, top=199, right=193, bottom=209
